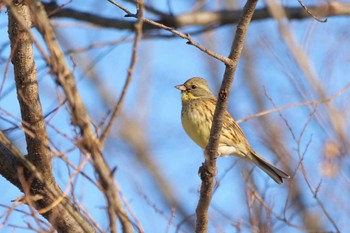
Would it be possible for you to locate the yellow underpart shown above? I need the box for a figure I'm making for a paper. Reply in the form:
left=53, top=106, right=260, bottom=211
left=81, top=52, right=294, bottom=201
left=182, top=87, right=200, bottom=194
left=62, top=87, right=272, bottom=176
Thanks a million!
left=181, top=92, right=199, bottom=102
left=181, top=100, right=211, bottom=149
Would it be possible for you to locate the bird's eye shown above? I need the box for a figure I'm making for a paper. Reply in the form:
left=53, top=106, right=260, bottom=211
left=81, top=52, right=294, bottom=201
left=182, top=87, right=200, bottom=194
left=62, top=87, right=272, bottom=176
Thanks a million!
left=191, top=84, right=197, bottom=89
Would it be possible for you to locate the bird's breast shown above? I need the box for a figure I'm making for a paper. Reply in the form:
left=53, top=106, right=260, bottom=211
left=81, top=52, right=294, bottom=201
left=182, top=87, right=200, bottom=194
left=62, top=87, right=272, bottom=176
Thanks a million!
left=181, top=101, right=211, bottom=148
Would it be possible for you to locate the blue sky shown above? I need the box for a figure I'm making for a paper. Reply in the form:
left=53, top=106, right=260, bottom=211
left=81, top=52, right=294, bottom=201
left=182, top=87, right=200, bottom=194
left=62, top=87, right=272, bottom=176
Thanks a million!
left=1, top=0, right=350, bottom=232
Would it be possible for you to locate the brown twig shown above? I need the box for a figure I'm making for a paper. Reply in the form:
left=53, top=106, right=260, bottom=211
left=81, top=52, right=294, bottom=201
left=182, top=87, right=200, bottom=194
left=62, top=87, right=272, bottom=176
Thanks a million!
left=246, top=184, right=322, bottom=231
left=119, top=185, right=145, bottom=233
left=8, top=0, right=53, bottom=180
left=100, top=0, right=231, bottom=65
left=295, top=112, right=341, bottom=233
left=0, top=131, right=96, bottom=233
left=24, top=0, right=135, bottom=232
left=141, top=19, right=231, bottom=65
left=195, top=1, right=258, bottom=232
left=100, top=0, right=144, bottom=144
left=122, top=0, right=168, bottom=17
left=166, top=208, right=176, bottom=233
left=5, top=2, right=97, bottom=232
left=44, top=2, right=350, bottom=30
left=119, top=115, right=195, bottom=231
left=242, top=53, right=326, bottom=230
left=296, top=0, right=327, bottom=23
left=270, top=85, right=340, bottom=233
left=237, top=81, right=350, bottom=123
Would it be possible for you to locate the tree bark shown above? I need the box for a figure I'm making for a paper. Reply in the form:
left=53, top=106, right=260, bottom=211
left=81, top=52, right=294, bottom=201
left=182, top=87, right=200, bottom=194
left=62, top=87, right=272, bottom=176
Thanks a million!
left=5, top=1, right=96, bottom=232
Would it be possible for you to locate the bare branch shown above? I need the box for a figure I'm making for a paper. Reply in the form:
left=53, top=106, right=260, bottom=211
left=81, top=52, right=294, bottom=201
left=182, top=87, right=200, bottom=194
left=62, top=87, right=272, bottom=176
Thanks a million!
left=195, top=0, right=258, bottom=232
left=107, top=0, right=231, bottom=65
left=24, top=0, right=135, bottom=232
left=0, top=131, right=96, bottom=233
left=5, top=2, right=96, bottom=232
left=43, top=2, right=350, bottom=30
left=8, top=0, right=53, bottom=181
left=295, top=114, right=341, bottom=233
left=237, top=80, right=350, bottom=123
left=296, top=0, right=327, bottom=22
left=100, top=0, right=144, bottom=144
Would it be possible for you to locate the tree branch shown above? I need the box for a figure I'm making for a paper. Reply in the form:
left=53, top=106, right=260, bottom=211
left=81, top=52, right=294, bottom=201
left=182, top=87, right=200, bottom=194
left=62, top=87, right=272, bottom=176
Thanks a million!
left=106, top=0, right=231, bottom=65
left=5, top=2, right=96, bottom=232
left=100, top=0, right=144, bottom=144
left=43, top=2, right=350, bottom=30
left=195, top=0, right=258, bottom=232
left=23, top=0, right=135, bottom=232
left=0, top=131, right=96, bottom=233
left=8, top=0, right=53, bottom=182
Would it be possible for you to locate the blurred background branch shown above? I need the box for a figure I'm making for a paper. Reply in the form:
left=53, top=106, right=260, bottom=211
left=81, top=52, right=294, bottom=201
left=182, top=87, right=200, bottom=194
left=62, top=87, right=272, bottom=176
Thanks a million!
left=0, top=0, right=349, bottom=232
left=43, top=1, right=350, bottom=30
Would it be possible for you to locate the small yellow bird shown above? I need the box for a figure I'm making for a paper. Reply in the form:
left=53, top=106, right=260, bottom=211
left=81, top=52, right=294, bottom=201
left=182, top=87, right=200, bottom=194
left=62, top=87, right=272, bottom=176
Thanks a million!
left=175, top=77, right=290, bottom=184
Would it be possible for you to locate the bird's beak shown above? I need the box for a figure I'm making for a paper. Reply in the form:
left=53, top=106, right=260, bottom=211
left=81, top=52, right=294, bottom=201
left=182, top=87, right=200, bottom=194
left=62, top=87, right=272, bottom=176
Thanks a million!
left=175, top=84, right=186, bottom=91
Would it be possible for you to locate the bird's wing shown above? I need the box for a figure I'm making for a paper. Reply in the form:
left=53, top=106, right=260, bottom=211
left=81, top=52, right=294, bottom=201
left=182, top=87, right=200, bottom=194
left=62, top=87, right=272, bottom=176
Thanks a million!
left=206, top=99, right=251, bottom=149
left=222, top=111, right=250, bottom=147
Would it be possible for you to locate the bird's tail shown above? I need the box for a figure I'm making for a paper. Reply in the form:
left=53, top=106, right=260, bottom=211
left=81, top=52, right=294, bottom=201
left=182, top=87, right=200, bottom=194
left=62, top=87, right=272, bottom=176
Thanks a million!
left=250, top=151, right=290, bottom=184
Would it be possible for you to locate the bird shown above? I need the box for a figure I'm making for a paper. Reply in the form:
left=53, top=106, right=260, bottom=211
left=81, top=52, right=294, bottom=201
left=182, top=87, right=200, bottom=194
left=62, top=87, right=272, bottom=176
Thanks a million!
left=175, top=77, right=290, bottom=184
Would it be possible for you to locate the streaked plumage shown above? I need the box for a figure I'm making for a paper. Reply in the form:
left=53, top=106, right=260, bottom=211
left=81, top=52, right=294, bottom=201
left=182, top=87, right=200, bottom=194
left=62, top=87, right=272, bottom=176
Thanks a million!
left=175, top=77, right=290, bottom=184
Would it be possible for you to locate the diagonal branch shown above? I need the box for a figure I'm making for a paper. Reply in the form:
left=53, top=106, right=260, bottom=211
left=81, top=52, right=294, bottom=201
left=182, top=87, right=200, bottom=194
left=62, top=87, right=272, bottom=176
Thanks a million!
left=0, top=131, right=95, bottom=233
left=5, top=2, right=95, bottom=232
left=8, top=0, right=52, bottom=182
left=106, top=0, right=231, bottom=65
left=99, top=0, right=144, bottom=144
left=195, top=0, right=259, bottom=232
left=24, top=0, right=135, bottom=232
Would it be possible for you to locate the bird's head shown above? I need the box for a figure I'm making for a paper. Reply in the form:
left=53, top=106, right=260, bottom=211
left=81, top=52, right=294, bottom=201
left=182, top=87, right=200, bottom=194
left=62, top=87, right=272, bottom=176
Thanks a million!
left=175, top=77, right=215, bottom=102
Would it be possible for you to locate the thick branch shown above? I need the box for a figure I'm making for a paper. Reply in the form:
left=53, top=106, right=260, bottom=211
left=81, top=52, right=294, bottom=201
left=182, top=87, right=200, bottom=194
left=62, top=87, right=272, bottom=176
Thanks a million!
left=26, top=0, right=134, bottom=232
left=0, top=132, right=96, bottom=233
left=0, top=133, right=22, bottom=188
left=8, top=0, right=52, bottom=182
left=195, top=0, right=259, bottom=232
left=43, top=2, right=350, bottom=30
left=5, top=2, right=96, bottom=232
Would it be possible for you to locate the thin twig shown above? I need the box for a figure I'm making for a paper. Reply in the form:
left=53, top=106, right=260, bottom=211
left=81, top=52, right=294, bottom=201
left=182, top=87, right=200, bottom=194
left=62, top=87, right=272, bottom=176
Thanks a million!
left=237, top=81, right=350, bottom=123
left=107, top=0, right=232, bottom=65
left=166, top=208, right=176, bottom=233
left=246, top=184, right=325, bottom=231
left=195, top=1, right=259, bottom=232
left=295, top=111, right=341, bottom=233
left=296, top=0, right=327, bottom=23
left=139, top=17, right=232, bottom=65
left=25, top=0, right=135, bottom=232
left=100, top=0, right=144, bottom=144
left=0, top=131, right=95, bottom=233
